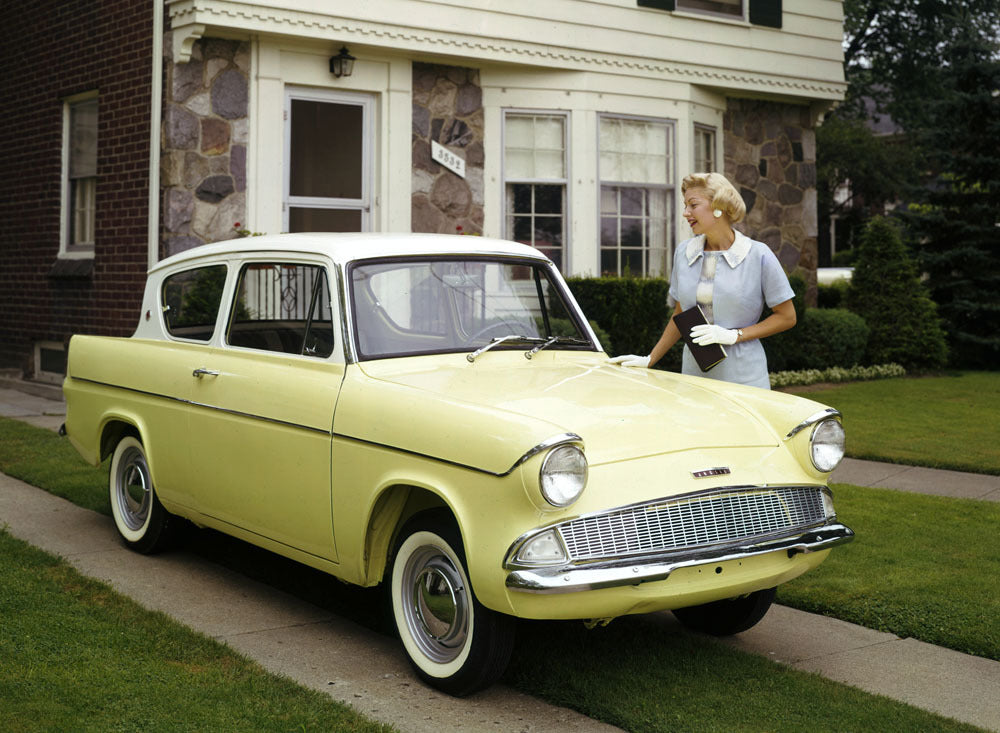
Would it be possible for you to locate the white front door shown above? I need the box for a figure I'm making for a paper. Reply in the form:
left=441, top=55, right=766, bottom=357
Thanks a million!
left=284, top=88, right=374, bottom=233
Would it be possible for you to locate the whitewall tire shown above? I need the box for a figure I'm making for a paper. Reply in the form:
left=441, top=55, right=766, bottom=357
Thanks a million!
left=389, top=514, right=515, bottom=696
left=109, top=435, right=174, bottom=554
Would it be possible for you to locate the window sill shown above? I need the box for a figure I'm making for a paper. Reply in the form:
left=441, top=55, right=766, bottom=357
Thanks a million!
left=49, top=256, right=95, bottom=279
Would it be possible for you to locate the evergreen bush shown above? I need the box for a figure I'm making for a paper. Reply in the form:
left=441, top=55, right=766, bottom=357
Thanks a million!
left=564, top=277, right=681, bottom=370
left=846, top=217, right=949, bottom=371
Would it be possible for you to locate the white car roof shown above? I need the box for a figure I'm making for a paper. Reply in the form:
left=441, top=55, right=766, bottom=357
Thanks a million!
left=150, top=233, right=550, bottom=274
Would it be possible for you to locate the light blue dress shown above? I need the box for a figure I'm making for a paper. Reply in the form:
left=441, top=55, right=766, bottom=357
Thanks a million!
left=668, top=231, right=794, bottom=389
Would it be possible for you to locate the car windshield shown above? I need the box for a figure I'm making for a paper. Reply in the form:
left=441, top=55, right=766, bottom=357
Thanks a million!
left=349, top=257, right=594, bottom=359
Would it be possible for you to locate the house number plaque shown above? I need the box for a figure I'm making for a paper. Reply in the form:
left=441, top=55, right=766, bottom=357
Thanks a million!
left=431, top=141, right=466, bottom=179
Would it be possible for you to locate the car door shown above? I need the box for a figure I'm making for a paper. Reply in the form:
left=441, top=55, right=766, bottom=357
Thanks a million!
left=185, top=258, right=343, bottom=562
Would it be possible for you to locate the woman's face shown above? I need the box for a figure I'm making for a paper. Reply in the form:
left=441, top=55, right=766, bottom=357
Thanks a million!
left=683, top=187, right=722, bottom=236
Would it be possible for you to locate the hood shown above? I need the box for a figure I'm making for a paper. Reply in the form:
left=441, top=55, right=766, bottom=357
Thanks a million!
left=355, top=352, right=779, bottom=466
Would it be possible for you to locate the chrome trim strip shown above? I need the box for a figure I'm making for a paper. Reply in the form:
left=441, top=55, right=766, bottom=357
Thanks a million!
left=785, top=408, right=841, bottom=440
left=68, top=375, right=331, bottom=436
left=505, top=522, right=854, bottom=594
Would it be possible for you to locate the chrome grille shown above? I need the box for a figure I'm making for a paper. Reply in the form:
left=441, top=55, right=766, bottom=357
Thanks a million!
left=558, top=487, right=826, bottom=561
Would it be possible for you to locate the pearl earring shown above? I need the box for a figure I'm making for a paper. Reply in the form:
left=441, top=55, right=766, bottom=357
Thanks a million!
left=713, top=209, right=723, bottom=219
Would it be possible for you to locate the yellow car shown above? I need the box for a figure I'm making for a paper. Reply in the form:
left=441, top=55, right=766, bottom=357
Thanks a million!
left=63, top=233, right=852, bottom=696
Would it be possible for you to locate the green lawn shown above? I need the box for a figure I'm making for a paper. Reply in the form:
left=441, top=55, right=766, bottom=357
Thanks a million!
left=777, top=483, right=1000, bottom=661
left=784, top=371, right=1000, bottom=474
left=0, top=530, right=394, bottom=733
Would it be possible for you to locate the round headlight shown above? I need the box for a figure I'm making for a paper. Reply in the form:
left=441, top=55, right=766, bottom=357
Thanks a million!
left=811, top=419, right=845, bottom=472
left=539, top=445, right=588, bottom=507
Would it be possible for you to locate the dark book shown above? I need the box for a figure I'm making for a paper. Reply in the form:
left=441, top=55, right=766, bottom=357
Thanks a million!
left=673, top=305, right=727, bottom=372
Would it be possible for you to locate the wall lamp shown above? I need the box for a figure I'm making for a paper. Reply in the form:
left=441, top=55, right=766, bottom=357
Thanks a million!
left=329, top=46, right=356, bottom=78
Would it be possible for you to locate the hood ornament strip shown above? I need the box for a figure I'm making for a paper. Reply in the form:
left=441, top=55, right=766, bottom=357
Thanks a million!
left=691, top=467, right=731, bottom=478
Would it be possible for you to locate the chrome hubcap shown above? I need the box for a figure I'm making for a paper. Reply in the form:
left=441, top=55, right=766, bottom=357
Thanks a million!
left=115, top=446, right=150, bottom=531
left=404, top=547, right=469, bottom=663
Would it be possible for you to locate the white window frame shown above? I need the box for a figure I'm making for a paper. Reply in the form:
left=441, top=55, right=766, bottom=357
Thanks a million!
left=60, top=91, right=98, bottom=259
left=694, top=124, right=718, bottom=173
left=597, top=113, right=676, bottom=278
left=283, top=87, right=374, bottom=233
left=501, top=109, right=571, bottom=271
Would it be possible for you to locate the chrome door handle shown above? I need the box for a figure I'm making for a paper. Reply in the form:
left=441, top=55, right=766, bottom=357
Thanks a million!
left=192, top=367, right=220, bottom=378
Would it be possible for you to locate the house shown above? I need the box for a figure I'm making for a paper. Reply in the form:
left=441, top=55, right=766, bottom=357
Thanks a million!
left=0, top=0, right=846, bottom=381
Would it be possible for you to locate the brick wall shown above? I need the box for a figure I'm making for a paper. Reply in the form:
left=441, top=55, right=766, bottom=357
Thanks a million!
left=0, top=0, right=154, bottom=373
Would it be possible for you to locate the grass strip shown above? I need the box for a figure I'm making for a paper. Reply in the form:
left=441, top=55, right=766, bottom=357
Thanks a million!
left=784, top=371, right=1000, bottom=474
left=0, top=529, right=394, bottom=733
left=0, top=416, right=109, bottom=514
left=777, top=483, right=1000, bottom=661
left=506, top=615, right=982, bottom=733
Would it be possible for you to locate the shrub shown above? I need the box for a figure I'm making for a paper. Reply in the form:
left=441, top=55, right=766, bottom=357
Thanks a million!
left=770, top=363, right=906, bottom=389
left=846, top=217, right=949, bottom=371
left=817, top=279, right=850, bottom=309
left=779, top=308, right=870, bottom=370
left=564, top=277, right=681, bottom=370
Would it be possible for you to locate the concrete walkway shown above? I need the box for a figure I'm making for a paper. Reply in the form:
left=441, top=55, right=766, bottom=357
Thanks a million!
left=1, top=378, right=998, bottom=732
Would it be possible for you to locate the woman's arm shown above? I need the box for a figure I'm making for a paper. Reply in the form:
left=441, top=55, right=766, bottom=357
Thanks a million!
left=648, top=302, right=685, bottom=366
left=736, top=299, right=796, bottom=343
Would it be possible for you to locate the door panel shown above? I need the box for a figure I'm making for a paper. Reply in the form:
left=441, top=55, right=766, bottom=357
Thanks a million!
left=186, top=350, right=343, bottom=561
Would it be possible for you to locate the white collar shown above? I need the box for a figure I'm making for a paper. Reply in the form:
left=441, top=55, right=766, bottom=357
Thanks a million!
left=684, top=230, right=752, bottom=268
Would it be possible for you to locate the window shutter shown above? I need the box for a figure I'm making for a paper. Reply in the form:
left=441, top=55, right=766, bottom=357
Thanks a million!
left=637, top=0, right=675, bottom=10
left=749, top=0, right=782, bottom=28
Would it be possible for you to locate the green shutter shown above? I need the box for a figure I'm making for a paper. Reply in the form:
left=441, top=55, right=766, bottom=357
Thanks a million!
left=749, top=0, right=782, bottom=28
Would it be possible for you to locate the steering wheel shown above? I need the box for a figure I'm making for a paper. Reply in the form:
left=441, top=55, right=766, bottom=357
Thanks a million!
left=467, top=321, right=526, bottom=343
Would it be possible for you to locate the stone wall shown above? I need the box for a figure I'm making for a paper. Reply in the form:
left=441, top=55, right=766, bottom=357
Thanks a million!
left=724, top=98, right=818, bottom=299
left=162, top=37, right=249, bottom=257
left=411, top=63, right=485, bottom=235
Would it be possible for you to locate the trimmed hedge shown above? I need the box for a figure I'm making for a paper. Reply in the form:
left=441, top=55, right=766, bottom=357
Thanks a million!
left=766, top=308, right=870, bottom=371
left=564, top=277, right=682, bottom=370
left=566, top=274, right=871, bottom=374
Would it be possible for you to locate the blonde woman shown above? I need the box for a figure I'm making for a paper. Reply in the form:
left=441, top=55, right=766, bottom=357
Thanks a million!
left=610, top=172, right=796, bottom=389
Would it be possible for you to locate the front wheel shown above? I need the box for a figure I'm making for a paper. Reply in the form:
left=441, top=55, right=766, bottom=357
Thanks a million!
left=672, top=587, right=776, bottom=636
left=109, top=435, right=175, bottom=554
left=388, top=515, right=515, bottom=696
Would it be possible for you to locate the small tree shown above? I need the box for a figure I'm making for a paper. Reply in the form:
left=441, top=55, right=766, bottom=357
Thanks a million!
left=846, top=217, right=948, bottom=370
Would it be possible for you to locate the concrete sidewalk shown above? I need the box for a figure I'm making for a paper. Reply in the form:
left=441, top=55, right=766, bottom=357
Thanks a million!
left=1, top=378, right=999, bottom=731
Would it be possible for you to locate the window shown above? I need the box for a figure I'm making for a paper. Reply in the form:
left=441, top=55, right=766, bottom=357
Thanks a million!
left=228, top=263, right=334, bottom=357
left=162, top=266, right=228, bottom=342
left=285, top=89, right=373, bottom=232
left=599, top=116, right=674, bottom=277
left=62, top=94, right=98, bottom=256
left=694, top=125, right=717, bottom=172
left=678, top=0, right=742, bottom=19
left=504, top=113, right=568, bottom=270
left=350, top=258, right=590, bottom=360
left=637, top=0, right=781, bottom=27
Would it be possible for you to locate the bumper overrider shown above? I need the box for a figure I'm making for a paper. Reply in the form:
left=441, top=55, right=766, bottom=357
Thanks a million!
left=503, top=484, right=854, bottom=594
left=505, top=521, right=854, bottom=593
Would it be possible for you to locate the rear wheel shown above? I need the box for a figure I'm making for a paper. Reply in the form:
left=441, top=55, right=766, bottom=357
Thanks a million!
left=388, top=514, right=515, bottom=696
left=672, top=587, right=776, bottom=636
left=109, top=436, right=174, bottom=554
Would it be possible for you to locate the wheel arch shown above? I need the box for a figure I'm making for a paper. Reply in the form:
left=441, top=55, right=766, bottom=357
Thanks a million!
left=362, top=483, right=458, bottom=586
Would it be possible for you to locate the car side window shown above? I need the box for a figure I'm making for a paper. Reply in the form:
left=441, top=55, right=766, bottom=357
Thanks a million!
left=162, top=265, right=228, bottom=342
left=227, top=262, right=335, bottom=358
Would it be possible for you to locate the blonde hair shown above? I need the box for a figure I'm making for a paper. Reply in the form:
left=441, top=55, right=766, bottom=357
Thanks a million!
left=682, top=172, right=746, bottom=224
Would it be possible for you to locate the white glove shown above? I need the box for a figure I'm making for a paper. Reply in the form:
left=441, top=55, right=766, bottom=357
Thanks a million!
left=608, top=354, right=651, bottom=368
left=690, top=324, right=739, bottom=346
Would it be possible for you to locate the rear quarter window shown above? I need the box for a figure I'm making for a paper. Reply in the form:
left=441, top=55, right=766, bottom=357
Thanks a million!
left=162, top=265, right=228, bottom=341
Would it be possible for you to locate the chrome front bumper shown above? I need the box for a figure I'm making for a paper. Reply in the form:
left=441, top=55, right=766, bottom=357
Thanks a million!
left=505, top=522, right=854, bottom=594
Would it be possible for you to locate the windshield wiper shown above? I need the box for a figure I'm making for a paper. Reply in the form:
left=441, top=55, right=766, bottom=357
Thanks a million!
left=467, top=335, right=545, bottom=363
left=525, top=336, right=591, bottom=359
